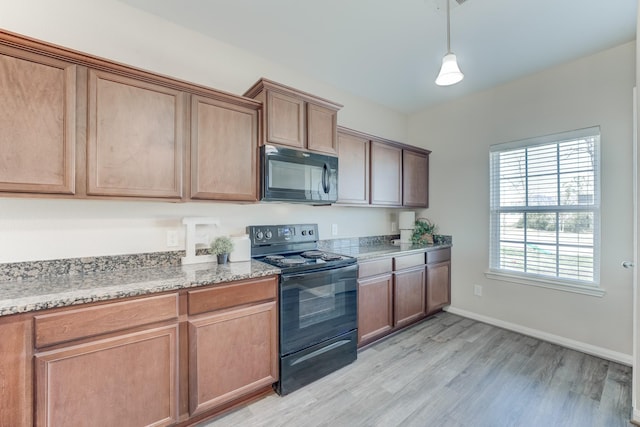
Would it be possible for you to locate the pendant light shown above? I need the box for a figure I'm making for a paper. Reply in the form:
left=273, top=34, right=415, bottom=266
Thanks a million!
left=435, top=0, right=464, bottom=86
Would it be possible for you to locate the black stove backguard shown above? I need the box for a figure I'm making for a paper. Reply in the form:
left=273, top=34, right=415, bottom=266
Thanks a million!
left=247, top=223, right=359, bottom=395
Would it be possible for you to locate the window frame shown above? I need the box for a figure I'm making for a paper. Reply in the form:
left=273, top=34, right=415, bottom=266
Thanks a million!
left=488, top=127, right=602, bottom=296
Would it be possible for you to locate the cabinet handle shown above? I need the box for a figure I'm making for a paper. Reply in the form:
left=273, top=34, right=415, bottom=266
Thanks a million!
left=291, top=339, right=351, bottom=366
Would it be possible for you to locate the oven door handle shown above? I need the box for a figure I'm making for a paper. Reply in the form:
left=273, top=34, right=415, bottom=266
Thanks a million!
left=281, top=263, right=357, bottom=281
left=290, top=339, right=352, bottom=366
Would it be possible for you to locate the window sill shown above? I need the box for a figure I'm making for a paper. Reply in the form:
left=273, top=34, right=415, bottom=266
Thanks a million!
left=484, top=270, right=606, bottom=297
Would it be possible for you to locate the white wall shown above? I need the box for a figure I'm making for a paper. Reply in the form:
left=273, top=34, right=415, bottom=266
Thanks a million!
left=0, top=0, right=407, bottom=263
left=409, top=42, right=636, bottom=358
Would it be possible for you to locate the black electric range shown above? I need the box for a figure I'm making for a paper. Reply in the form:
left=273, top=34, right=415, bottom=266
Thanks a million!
left=247, top=223, right=358, bottom=396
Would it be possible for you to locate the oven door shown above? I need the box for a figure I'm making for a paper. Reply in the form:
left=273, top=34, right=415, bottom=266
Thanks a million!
left=261, top=144, right=338, bottom=204
left=280, top=263, right=357, bottom=356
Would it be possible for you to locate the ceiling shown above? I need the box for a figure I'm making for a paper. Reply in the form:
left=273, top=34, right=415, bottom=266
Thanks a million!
left=119, top=0, right=636, bottom=113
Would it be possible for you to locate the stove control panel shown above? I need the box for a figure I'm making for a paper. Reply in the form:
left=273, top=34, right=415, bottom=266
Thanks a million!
left=247, top=224, right=319, bottom=246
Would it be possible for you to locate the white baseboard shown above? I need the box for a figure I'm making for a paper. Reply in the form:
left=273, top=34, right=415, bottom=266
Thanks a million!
left=633, top=408, right=640, bottom=425
left=444, top=306, right=633, bottom=366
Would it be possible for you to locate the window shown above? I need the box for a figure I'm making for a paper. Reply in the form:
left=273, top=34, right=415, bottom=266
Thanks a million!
left=489, top=127, right=600, bottom=290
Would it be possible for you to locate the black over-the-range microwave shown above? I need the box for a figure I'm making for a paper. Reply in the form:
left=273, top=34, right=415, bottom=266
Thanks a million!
left=260, top=144, right=338, bottom=204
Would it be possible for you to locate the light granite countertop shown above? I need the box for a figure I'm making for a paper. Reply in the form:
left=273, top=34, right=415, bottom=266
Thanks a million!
left=0, top=238, right=452, bottom=317
left=0, top=260, right=280, bottom=317
left=332, top=243, right=452, bottom=261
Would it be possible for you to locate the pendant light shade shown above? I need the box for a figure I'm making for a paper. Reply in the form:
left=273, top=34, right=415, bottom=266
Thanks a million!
left=435, top=0, right=464, bottom=86
left=435, top=53, right=464, bottom=86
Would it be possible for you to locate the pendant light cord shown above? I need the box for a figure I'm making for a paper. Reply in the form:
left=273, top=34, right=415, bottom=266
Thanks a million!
left=446, top=0, right=451, bottom=54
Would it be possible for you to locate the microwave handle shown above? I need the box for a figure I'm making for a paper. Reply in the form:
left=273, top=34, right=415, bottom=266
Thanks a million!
left=322, top=163, right=330, bottom=194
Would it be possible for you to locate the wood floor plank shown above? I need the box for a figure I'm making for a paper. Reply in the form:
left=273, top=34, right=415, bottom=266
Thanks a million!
left=198, top=313, right=632, bottom=427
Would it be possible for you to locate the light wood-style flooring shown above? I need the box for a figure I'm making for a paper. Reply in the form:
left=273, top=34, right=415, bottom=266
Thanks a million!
left=199, top=312, right=632, bottom=427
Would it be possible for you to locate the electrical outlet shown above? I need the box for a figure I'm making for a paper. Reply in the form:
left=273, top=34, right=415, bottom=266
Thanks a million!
left=331, top=224, right=338, bottom=236
left=473, top=285, right=483, bottom=297
left=166, top=230, right=179, bottom=247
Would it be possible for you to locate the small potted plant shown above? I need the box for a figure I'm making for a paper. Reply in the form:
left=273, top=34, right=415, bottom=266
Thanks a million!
left=210, top=236, right=234, bottom=265
left=411, top=218, right=437, bottom=245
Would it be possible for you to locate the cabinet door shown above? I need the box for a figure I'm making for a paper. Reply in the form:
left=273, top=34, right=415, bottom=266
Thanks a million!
left=337, top=131, right=370, bottom=205
left=0, top=315, right=33, bottom=427
left=370, top=141, right=402, bottom=206
left=35, top=325, right=178, bottom=427
left=307, top=103, right=337, bottom=154
left=87, top=70, right=185, bottom=198
left=0, top=46, right=76, bottom=194
left=403, top=150, right=429, bottom=208
left=190, top=95, right=258, bottom=201
left=357, top=274, right=393, bottom=345
left=188, top=301, right=278, bottom=415
left=426, top=260, right=451, bottom=315
left=394, top=267, right=426, bottom=328
left=266, top=90, right=305, bottom=148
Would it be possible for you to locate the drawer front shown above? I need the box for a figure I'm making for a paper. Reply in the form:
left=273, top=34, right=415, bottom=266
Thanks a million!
left=358, top=258, right=393, bottom=278
left=188, top=276, right=278, bottom=315
left=393, top=253, right=425, bottom=270
left=426, top=248, right=451, bottom=264
left=35, top=293, right=178, bottom=348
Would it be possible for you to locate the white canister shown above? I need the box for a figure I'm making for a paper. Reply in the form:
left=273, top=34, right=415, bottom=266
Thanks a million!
left=229, top=235, right=251, bottom=262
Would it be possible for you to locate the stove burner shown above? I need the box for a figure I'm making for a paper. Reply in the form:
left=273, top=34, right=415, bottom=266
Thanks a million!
left=321, top=253, right=343, bottom=261
left=301, top=251, right=324, bottom=259
left=265, top=255, right=285, bottom=261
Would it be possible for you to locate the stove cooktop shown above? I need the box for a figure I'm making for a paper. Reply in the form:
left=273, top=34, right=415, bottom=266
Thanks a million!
left=256, top=250, right=355, bottom=272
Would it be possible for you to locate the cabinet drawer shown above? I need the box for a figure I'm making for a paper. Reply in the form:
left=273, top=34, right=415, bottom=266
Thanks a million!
left=393, top=253, right=425, bottom=270
left=34, top=293, right=178, bottom=348
left=188, top=276, right=278, bottom=315
left=358, top=258, right=393, bottom=278
left=426, top=248, right=451, bottom=264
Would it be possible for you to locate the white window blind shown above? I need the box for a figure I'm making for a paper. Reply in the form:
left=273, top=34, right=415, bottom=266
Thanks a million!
left=489, top=127, right=601, bottom=286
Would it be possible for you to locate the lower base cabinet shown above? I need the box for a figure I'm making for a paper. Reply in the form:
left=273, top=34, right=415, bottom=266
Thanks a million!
left=35, top=326, right=179, bottom=427
left=426, top=248, right=452, bottom=315
left=393, top=267, right=426, bottom=328
left=188, top=301, right=278, bottom=415
left=357, top=273, right=393, bottom=343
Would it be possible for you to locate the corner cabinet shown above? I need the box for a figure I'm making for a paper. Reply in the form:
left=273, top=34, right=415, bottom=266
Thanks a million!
left=244, top=78, right=342, bottom=155
left=190, top=95, right=259, bottom=201
left=0, top=44, right=76, bottom=195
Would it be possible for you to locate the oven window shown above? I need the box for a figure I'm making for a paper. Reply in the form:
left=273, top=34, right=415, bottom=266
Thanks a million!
left=298, top=283, right=345, bottom=329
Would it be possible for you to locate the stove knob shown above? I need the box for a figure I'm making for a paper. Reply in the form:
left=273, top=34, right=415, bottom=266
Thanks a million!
left=256, top=231, right=264, bottom=240
left=308, top=229, right=314, bottom=235
left=301, top=230, right=307, bottom=236
left=265, top=230, right=273, bottom=239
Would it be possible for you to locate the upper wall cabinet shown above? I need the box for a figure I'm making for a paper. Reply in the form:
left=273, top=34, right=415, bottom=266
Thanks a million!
left=190, top=95, right=259, bottom=201
left=403, top=149, right=430, bottom=208
left=337, top=129, right=370, bottom=205
left=244, top=78, right=342, bottom=155
left=370, top=141, right=403, bottom=206
left=0, top=45, right=76, bottom=195
left=336, top=126, right=430, bottom=208
left=86, top=70, right=185, bottom=199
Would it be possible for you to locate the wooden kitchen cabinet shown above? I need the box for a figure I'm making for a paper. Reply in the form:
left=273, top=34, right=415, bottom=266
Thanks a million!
left=426, top=248, right=452, bottom=315
left=86, top=69, right=185, bottom=199
left=0, top=314, right=33, bottom=427
left=337, top=128, right=370, bottom=205
left=403, top=149, right=430, bottom=208
left=393, top=253, right=426, bottom=328
left=244, top=78, right=342, bottom=154
left=33, top=294, right=180, bottom=427
left=190, top=95, right=259, bottom=201
left=0, top=44, right=76, bottom=195
left=357, top=258, right=393, bottom=345
left=187, top=276, right=278, bottom=416
left=370, top=140, right=402, bottom=206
